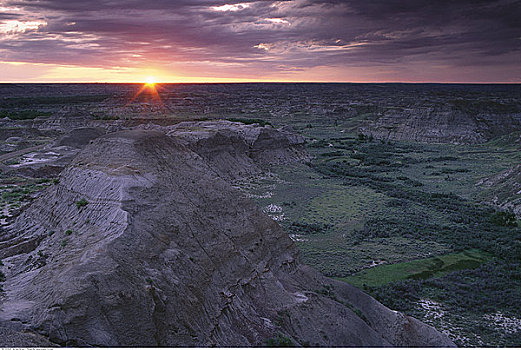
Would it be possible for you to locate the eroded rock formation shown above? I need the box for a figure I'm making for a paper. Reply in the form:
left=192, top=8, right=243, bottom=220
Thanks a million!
left=0, top=126, right=455, bottom=347
left=478, top=164, right=521, bottom=216
left=360, top=105, right=521, bottom=144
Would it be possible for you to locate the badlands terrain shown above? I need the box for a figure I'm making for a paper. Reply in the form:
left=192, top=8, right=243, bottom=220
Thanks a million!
left=0, top=83, right=520, bottom=346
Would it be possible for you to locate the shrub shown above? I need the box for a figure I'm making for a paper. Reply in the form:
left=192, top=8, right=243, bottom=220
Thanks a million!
left=320, top=150, right=344, bottom=157
left=65, top=229, right=72, bottom=236
left=76, top=198, right=88, bottom=209
left=265, top=333, right=294, bottom=347
left=288, top=222, right=330, bottom=235
left=490, top=211, right=517, bottom=227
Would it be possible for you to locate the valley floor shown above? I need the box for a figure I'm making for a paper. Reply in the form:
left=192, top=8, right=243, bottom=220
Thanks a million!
left=239, top=126, right=521, bottom=347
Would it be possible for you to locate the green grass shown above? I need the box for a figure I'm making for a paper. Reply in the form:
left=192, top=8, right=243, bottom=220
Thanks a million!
left=301, top=186, right=386, bottom=228
left=339, top=249, right=492, bottom=288
left=245, top=162, right=454, bottom=276
left=1, top=182, right=52, bottom=204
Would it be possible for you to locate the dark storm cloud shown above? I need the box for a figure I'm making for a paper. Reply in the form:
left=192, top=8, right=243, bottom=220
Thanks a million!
left=0, top=0, right=519, bottom=80
left=0, top=12, right=22, bottom=20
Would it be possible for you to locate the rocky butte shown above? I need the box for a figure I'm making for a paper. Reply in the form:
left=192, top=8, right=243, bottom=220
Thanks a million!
left=0, top=122, right=455, bottom=346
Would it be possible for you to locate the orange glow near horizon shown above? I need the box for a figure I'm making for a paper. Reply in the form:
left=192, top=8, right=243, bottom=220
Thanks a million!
left=1, top=61, right=516, bottom=84
left=0, top=61, right=385, bottom=83
left=145, top=76, right=156, bottom=86
left=126, top=80, right=165, bottom=110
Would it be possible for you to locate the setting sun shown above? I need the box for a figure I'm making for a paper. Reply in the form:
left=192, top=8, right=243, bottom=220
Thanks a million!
left=145, top=76, right=156, bottom=86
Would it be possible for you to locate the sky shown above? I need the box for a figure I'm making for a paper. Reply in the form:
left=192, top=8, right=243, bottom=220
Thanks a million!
left=0, top=0, right=519, bottom=83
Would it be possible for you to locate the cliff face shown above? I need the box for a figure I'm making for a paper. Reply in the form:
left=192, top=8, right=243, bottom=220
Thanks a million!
left=0, top=128, right=454, bottom=347
left=360, top=104, right=521, bottom=144
left=166, top=121, right=309, bottom=180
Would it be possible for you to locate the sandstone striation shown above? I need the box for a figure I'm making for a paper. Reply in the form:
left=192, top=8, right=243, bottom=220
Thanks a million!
left=360, top=105, right=521, bottom=144
left=0, top=128, right=455, bottom=347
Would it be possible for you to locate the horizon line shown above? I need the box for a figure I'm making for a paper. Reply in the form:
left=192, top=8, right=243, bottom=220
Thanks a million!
left=0, top=81, right=520, bottom=85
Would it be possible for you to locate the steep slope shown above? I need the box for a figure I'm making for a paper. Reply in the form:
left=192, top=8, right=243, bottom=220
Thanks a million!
left=167, top=120, right=309, bottom=180
left=360, top=104, right=521, bottom=144
left=0, top=129, right=454, bottom=347
left=478, top=164, right=521, bottom=216
left=54, top=127, right=106, bottom=148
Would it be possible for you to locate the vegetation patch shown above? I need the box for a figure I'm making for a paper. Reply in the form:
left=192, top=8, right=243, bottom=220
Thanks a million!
left=287, top=221, right=331, bottom=235
left=490, top=210, right=517, bottom=227
left=76, top=198, right=88, bottom=209
left=246, top=127, right=520, bottom=346
left=369, top=260, right=521, bottom=347
left=1, top=181, right=51, bottom=205
left=341, top=249, right=491, bottom=288
left=265, top=333, right=294, bottom=347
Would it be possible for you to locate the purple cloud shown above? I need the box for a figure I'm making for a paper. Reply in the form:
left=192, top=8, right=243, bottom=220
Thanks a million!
left=0, top=0, right=519, bottom=81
